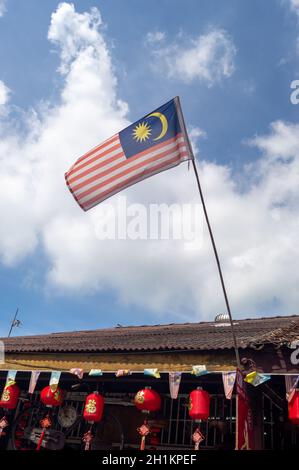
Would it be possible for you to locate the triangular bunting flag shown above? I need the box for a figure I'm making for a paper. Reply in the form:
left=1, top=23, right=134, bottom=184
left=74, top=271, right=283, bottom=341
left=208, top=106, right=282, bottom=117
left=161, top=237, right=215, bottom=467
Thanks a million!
left=88, top=369, right=103, bottom=376
left=244, top=371, right=270, bottom=387
left=144, top=368, right=160, bottom=378
left=169, top=372, right=182, bottom=399
left=191, top=365, right=210, bottom=377
left=28, top=371, right=40, bottom=394
left=115, top=370, right=131, bottom=377
left=49, top=371, right=61, bottom=391
left=222, top=371, right=236, bottom=399
left=70, top=368, right=84, bottom=379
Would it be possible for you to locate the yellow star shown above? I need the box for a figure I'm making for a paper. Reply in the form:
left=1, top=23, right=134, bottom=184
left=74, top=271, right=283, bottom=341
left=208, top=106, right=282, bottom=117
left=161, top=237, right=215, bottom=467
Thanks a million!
left=132, top=121, right=152, bottom=142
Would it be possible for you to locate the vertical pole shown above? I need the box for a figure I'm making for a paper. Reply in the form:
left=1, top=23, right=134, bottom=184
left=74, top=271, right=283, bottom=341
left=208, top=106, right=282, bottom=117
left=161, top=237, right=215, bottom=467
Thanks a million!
left=191, top=159, right=241, bottom=368
left=174, top=96, right=241, bottom=369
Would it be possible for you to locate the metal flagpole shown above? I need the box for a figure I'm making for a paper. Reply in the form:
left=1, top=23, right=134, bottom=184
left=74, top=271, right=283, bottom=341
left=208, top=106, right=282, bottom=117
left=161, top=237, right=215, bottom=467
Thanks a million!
left=174, top=96, right=241, bottom=369
left=191, top=159, right=241, bottom=368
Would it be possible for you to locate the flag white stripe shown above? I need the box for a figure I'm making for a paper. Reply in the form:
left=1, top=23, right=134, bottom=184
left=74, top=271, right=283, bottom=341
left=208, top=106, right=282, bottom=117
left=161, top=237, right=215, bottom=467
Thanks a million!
left=74, top=135, right=119, bottom=167
left=68, top=143, right=123, bottom=181
left=79, top=146, right=188, bottom=205
left=82, top=156, right=188, bottom=211
left=72, top=137, right=186, bottom=195
left=78, top=146, right=187, bottom=204
left=70, top=152, right=126, bottom=189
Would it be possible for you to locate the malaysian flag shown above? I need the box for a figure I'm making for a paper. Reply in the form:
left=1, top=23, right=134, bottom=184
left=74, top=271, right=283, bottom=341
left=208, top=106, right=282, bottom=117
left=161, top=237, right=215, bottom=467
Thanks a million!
left=65, top=97, right=193, bottom=211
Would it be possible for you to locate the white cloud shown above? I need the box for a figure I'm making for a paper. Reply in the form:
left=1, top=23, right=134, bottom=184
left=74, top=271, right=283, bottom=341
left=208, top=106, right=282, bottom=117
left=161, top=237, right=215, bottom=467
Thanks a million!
left=48, top=3, right=102, bottom=75
left=0, top=0, right=6, bottom=17
left=0, top=80, right=9, bottom=105
left=145, top=31, right=166, bottom=44
left=188, top=126, right=207, bottom=156
left=287, top=0, right=299, bottom=53
left=0, top=2, right=128, bottom=266
left=0, top=3, right=299, bottom=324
left=147, top=29, right=236, bottom=85
left=289, top=0, right=299, bottom=16
left=42, top=120, right=299, bottom=319
left=249, top=120, right=299, bottom=158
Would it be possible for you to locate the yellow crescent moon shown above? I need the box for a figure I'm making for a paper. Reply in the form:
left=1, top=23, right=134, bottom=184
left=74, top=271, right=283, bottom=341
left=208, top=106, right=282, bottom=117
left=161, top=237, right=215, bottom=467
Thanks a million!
left=148, top=112, right=168, bottom=141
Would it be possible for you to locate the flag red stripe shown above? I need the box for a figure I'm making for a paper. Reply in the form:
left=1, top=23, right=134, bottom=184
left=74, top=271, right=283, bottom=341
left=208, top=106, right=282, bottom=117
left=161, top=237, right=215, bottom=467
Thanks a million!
left=82, top=149, right=188, bottom=206
left=67, top=150, right=124, bottom=184
left=75, top=134, right=119, bottom=166
left=81, top=151, right=189, bottom=211
left=74, top=141, right=187, bottom=200
left=65, top=98, right=194, bottom=211
left=71, top=139, right=186, bottom=194
left=67, top=142, right=123, bottom=179
left=67, top=133, right=183, bottom=184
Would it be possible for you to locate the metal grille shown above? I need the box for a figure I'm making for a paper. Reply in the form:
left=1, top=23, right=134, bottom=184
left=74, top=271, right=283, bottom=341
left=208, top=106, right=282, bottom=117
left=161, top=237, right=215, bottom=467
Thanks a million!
left=15, top=392, right=87, bottom=445
left=160, top=394, right=236, bottom=449
left=55, top=393, right=86, bottom=443
left=11, top=392, right=236, bottom=449
left=262, top=393, right=299, bottom=450
left=11, top=391, right=125, bottom=449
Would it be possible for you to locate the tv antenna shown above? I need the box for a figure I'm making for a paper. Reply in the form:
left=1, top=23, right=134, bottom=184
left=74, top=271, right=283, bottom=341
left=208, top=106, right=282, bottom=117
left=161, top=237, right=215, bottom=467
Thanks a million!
left=8, top=308, right=22, bottom=337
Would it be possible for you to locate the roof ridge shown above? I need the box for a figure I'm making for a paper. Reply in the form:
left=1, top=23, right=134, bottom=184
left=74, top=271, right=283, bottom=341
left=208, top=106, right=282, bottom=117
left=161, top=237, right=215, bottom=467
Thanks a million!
left=1, top=314, right=298, bottom=346
left=44, top=313, right=299, bottom=336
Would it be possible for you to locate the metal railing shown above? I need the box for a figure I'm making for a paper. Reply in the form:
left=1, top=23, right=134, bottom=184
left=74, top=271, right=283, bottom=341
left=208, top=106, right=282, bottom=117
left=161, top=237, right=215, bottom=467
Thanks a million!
left=160, top=394, right=236, bottom=449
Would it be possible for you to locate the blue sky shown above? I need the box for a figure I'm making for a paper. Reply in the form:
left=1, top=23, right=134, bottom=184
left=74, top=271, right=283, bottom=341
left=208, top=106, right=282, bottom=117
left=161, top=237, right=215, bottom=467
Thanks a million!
left=0, top=0, right=299, bottom=337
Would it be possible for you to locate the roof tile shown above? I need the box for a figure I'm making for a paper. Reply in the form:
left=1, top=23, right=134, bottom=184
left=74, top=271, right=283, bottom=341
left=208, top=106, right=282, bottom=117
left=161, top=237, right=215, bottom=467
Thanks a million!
left=1, top=315, right=298, bottom=353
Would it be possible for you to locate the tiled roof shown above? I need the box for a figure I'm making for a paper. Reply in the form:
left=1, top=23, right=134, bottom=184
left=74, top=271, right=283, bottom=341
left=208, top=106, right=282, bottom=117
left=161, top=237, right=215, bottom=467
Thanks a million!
left=1, top=315, right=298, bottom=354
left=249, top=319, right=299, bottom=347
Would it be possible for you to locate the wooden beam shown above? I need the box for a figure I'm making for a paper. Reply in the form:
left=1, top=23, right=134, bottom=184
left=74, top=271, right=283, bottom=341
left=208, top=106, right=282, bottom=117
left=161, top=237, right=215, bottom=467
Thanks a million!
left=0, top=351, right=236, bottom=372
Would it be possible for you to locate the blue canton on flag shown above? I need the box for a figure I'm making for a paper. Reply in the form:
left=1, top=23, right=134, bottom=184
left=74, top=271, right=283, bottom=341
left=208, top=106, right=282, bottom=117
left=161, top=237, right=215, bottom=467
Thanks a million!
left=65, top=97, right=193, bottom=211
left=119, top=98, right=183, bottom=158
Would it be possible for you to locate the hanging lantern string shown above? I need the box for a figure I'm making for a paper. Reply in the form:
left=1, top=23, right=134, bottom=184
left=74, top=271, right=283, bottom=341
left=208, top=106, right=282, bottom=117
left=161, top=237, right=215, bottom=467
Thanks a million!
left=1, top=366, right=221, bottom=374
left=2, top=366, right=245, bottom=374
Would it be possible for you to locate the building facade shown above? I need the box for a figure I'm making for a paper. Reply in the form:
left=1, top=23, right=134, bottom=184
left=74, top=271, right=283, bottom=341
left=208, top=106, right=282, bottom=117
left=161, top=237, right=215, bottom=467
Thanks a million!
left=0, top=314, right=298, bottom=450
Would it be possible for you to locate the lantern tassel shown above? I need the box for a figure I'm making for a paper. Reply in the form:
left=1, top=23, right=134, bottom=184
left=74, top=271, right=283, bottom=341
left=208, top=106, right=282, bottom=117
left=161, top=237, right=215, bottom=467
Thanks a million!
left=36, top=428, right=46, bottom=451
left=192, top=426, right=205, bottom=451
left=0, top=417, right=8, bottom=438
left=36, top=414, right=52, bottom=451
left=137, top=419, right=150, bottom=451
left=82, top=426, right=94, bottom=451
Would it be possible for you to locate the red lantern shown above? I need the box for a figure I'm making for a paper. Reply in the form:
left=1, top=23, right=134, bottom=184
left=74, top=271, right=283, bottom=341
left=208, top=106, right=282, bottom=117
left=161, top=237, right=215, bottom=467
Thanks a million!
left=189, top=388, right=210, bottom=421
left=0, top=382, right=20, bottom=410
left=38, top=386, right=63, bottom=452
left=288, top=390, right=299, bottom=425
left=134, top=388, right=161, bottom=450
left=40, top=386, right=63, bottom=407
left=134, top=388, right=161, bottom=413
left=83, top=391, right=104, bottom=423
